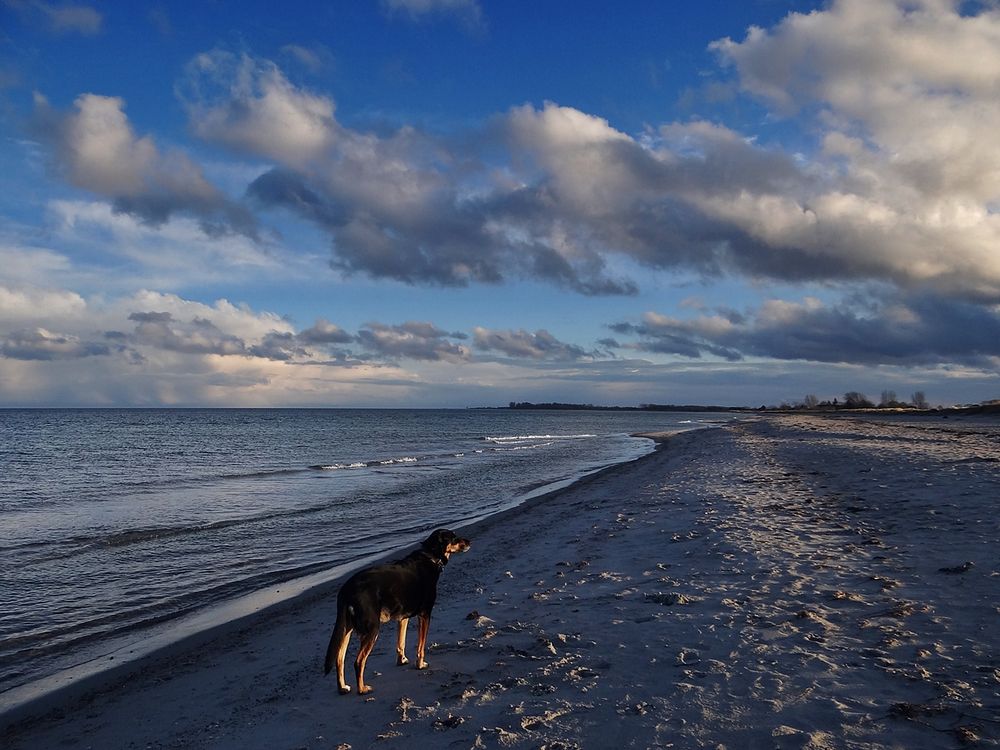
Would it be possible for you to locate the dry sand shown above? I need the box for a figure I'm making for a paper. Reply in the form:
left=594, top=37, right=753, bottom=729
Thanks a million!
left=2, top=414, right=999, bottom=749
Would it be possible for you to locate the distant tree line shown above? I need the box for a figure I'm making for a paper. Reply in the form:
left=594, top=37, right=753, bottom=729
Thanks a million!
left=499, top=392, right=1000, bottom=414
left=506, top=402, right=741, bottom=412
left=771, top=390, right=931, bottom=411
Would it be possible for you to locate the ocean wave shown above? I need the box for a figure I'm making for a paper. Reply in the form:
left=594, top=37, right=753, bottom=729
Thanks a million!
left=312, top=456, right=419, bottom=471
left=483, top=433, right=597, bottom=443
left=492, top=441, right=555, bottom=451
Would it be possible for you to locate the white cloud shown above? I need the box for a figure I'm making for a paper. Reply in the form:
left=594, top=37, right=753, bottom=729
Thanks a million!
left=0, top=284, right=397, bottom=405
left=705, top=0, right=1000, bottom=297
left=0, top=283, right=87, bottom=325
left=182, top=51, right=338, bottom=169
left=0, top=244, right=73, bottom=285
left=507, top=102, right=637, bottom=216
left=33, top=93, right=253, bottom=232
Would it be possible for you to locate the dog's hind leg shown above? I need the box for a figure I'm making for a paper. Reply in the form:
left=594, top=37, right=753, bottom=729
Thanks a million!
left=324, top=615, right=354, bottom=695
left=355, top=630, right=379, bottom=695
left=396, top=618, right=409, bottom=665
left=415, top=614, right=430, bottom=669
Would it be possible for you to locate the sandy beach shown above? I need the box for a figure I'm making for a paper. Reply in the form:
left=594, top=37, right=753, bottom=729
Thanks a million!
left=3, top=414, right=999, bottom=749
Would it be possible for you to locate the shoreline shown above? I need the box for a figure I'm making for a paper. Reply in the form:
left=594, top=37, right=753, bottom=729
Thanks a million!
left=0, top=429, right=676, bottom=733
left=4, top=414, right=998, bottom=748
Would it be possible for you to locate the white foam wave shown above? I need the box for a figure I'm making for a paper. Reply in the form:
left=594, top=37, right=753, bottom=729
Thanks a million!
left=484, top=434, right=596, bottom=444
left=315, top=456, right=419, bottom=471
left=316, top=462, right=366, bottom=471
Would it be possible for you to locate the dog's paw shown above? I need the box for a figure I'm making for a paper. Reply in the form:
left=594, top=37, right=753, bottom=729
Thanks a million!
left=358, top=685, right=373, bottom=695
left=338, top=685, right=352, bottom=695
left=417, top=660, right=429, bottom=670
left=397, top=655, right=409, bottom=666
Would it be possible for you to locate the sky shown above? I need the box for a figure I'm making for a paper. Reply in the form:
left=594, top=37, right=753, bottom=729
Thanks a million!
left=1, top=0, right=999, bottom=408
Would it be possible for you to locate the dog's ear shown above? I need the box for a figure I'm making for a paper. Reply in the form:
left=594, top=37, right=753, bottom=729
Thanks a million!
left=423, top=528, right=454, bottom=557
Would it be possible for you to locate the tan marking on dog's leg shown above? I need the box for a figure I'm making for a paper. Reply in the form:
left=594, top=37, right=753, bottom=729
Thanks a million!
left=355, top=630, right=379, bottom=695
left=415, top=614, right=430, bottom=669
left=336, top=626, right=353, bottom=695
left=396, top=618, right=409, bottom=665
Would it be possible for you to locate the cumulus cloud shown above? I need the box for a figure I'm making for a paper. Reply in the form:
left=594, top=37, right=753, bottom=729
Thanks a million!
left=180, top=51, right=338, bottom=169
left=126, top=311, right=248, bottom=356
left=614, top=292, right=1000, bottom=368
left=183, top=53, right=636, bottom=295
left=356, top=321, right=469, bottom=361
left=0, top=283, right=86, bottom=324
left=177, top=0, right=1000, bottom=306
left=0, top=283, right=482, bottom=368
left=473, top=327, right=592, bottom=361
left=1, top=327, right=110, bottom=360
left=298, top=318, right=353, bottom=345
left=705, top=0, right=1000, bottom=300
left=248, top=331, right=311, bottom=361
left=32, top=93, right=254, bottom=233
left=25, top=2, right=1000, bottom=310
left=0, top=284, right=574, bottom=405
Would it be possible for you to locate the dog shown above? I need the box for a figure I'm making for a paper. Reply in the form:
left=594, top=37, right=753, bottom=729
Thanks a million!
left=323, top=528, right=471, bottom=695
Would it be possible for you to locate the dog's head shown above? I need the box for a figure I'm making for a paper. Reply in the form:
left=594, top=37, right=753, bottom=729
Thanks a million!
left=423, top=528, right=471, bottom=561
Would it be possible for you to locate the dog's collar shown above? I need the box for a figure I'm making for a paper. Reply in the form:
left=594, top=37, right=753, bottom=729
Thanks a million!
left=419, top=550, right=447, bottom=568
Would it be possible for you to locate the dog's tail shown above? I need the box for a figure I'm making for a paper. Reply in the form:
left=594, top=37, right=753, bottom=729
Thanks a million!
left=323, top=605, right=353, bottom=675
left=322, top=630, right=338, bottom=676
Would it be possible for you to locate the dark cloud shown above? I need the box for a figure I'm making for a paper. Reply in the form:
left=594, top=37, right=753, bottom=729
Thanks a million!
left=1, top=328, right=111, bottom=360
left=127, top=312, right=247, bottom=356
left=128, top=311, right=174, bottom=323
left=248, top=331, right=310, bottom=361
left=297, top=318, right=354, bottom=345
left=616, top=292, right=1000, bottom=368
left=356, top=321, right=468, bottom=361
left=117, top=311, right=475, bottom=365
left=246, top=169, right=349, bottom=229
left=473, top=327, right=592, bottom=361
left=248, top=168, right=637, bottom=295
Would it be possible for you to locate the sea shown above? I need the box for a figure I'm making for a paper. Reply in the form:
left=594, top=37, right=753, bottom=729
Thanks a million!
left=0, top=408, right=732, bottom=696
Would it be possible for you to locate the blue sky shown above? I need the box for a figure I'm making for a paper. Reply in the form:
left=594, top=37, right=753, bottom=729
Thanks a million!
left=1, top=0, right=999, bottom=407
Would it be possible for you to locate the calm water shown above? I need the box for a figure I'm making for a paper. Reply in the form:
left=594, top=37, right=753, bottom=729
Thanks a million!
left=0, top=408, right=731, bottom=691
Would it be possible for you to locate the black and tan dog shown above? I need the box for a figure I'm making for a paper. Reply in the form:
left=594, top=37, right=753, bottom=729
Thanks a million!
left=323, top=528, right=471, bottom=695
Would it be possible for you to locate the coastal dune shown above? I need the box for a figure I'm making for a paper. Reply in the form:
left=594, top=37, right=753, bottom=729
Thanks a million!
left=3, top=415, right=998, bottom=749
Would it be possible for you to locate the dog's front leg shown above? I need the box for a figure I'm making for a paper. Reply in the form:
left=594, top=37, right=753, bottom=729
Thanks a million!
left=415, top=614, right=430, bottom=669
left=396, top=618, right=409, bottom=665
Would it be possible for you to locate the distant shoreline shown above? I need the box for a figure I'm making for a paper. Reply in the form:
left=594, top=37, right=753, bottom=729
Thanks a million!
left=489, top=402, right=745, bottom=412
left=492, top=400, right=1000, bottom=416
